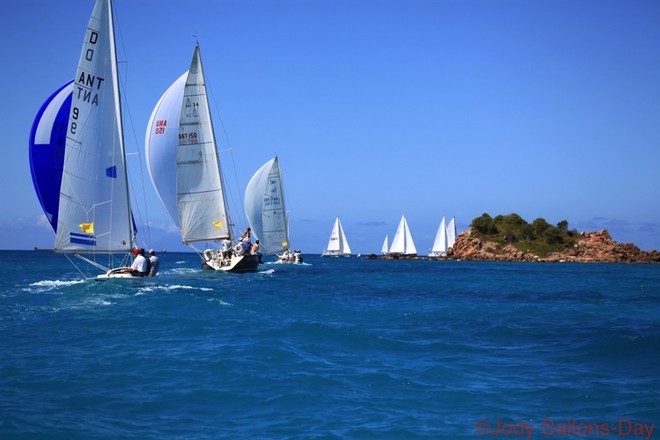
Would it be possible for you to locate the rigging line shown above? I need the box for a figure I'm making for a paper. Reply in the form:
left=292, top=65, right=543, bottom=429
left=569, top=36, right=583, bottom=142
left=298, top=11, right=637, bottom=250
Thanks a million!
left=65, top=254, right=92, bottom=280
left=113, top=2, right=153, bottom=249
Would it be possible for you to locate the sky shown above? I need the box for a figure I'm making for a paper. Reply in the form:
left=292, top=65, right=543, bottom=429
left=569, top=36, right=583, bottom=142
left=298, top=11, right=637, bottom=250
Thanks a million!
left=2, top=0, right=660, bottom=254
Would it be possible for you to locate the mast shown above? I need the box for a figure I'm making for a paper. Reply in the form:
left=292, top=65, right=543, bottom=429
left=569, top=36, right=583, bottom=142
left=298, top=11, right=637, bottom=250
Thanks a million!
left=107, top=0, right=136, bottom=248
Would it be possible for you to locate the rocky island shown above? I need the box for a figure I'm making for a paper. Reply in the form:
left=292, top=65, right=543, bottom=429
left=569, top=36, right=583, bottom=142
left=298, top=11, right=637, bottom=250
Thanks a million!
left=374, top=213, right=660, bottom=263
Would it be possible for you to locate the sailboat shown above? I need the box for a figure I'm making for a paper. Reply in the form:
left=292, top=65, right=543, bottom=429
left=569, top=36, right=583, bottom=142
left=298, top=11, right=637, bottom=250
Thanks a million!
left=389, top=215, right=417, bottom=256
left=30, top=0, right=142, bottom=279
left=244, top=157, right=299, bottom=263
left=145, top=44, right=259, bottom=273
left=321, top=217, right=351, bottom=257
left=381, top=235, right=389, bottom=255
left=429, top=216, right=448, bottom=257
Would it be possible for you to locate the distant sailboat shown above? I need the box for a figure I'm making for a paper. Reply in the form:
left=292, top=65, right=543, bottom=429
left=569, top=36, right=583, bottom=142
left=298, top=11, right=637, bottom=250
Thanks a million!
left=245, top=157, right=293, bottom=260
left=381, top=235, right=389, bottom=255
left=389, top=215, right=417, bottom=256
left=447, top=216, right=457, bottom=249
left=146, top=44, right=258, bottom=272
left=30, top=0, right=143, bottom=279
left=429, top=217, right=448, bottom=257
left=321, top=217, right=351, bottom=257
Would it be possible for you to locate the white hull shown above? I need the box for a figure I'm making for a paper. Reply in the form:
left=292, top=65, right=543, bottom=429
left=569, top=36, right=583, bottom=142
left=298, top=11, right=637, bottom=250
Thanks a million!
left=277, top=251, right=303, bottom=264
left=321, top=251, right=351, bottom=257
left=202, top=249, right=259, bottom=273
left=96, top=267, right=147, bottom=280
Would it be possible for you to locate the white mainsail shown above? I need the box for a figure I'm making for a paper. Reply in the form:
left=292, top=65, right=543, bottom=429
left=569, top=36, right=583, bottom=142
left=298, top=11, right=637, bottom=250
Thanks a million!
left=55, top=0, right=134, bottom=254
left=244, top=157, right=289, bottom=255
left=389, top=215, right=417, bottom=255
left=322, top=217, right=351, bottom=256
left=178, top=46, right=231, bottom=243
left=381, top=235, right=389, bottom=255
left=146, top=44, right=232, bottom=244
left=429, top=216, right=448, bottom=257
left=447, top=216, right=457, bottom=249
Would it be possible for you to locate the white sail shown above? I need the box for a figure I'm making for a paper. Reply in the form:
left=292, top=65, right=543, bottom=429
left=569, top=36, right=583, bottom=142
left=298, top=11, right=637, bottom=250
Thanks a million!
left=381, top=235, right=389, bottom=255
left=447, top=216, right=457, bottom=249
left=176, top=45, right=231, bottom=243
left=429, top=216, right=447, bottom=257
left=389, top=215, right=417, bottom=255
left=55, top=0, right=134, bottom=254
left=322, top=217, right=351, bottom=256
left=244, top=157, right=288, bottom=255
left=145, top=72, right=187, bottom=227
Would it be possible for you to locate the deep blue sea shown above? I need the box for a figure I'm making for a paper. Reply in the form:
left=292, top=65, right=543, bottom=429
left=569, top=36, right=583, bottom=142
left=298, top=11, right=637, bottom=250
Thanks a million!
left=1, top=250, right=659, bottom=439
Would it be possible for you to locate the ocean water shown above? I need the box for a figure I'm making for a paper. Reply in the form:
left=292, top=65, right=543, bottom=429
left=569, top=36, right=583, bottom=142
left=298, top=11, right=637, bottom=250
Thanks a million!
left=1, top=250, right=658, bottom=440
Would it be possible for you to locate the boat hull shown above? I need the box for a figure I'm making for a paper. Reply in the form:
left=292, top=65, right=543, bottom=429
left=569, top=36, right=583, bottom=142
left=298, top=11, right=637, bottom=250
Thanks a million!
left=96, top=267, right=151, bottom=280
left=321, top=251, right=351, bottom=257
left=202, top=249, right=260, bottom=273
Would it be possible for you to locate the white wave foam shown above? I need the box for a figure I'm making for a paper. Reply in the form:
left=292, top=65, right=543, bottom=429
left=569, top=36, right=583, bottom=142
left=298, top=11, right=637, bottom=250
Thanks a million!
left=208, top=298, right=233, bottom=306
left=30, top=279, right=85, bottom=288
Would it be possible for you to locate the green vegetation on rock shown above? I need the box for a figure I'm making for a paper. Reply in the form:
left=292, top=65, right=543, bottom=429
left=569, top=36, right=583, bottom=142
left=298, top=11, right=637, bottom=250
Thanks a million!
left=469, top=213, right=579, bottom=258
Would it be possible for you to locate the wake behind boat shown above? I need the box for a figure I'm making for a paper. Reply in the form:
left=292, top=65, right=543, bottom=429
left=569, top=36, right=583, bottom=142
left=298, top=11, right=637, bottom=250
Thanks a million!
left=146, top=44, right=258, bottom=273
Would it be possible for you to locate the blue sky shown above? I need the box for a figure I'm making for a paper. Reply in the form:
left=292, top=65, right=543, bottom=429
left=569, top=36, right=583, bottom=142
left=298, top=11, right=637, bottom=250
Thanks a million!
left=3, top=0, right=660, bottom=254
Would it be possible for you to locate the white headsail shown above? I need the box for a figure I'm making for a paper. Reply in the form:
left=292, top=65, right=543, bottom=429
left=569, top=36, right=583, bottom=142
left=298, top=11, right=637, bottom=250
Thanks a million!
left=447, top=216, right=457, bottom=249
left=381, top=235, right=389, bottom=255
left=55, top=0, right=134, bottom=254
left=244, top=157, right=289, bottom=255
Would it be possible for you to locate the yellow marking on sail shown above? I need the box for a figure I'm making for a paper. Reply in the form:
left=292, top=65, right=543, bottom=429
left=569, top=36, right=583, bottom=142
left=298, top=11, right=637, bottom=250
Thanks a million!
left=213, top=221, right=223, bottom=228
left=282, top=241, right=288, bottom=248
left=79, top=223, right=94, bottom=234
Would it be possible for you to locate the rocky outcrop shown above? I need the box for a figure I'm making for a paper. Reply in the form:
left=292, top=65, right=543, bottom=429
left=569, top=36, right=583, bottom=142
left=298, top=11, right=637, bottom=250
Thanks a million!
left=448, top=229, right=660, bottom=263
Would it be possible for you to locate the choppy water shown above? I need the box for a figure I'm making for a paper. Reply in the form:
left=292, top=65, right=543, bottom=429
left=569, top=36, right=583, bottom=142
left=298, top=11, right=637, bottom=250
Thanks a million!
left=1, top=250, right=658, bottom=439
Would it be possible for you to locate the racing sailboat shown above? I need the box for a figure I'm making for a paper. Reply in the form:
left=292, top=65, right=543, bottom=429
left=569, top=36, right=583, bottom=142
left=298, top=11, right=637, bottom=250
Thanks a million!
left=145, top=44, right=258, bottom=272
left=30, top=0, right=142, bottom=279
